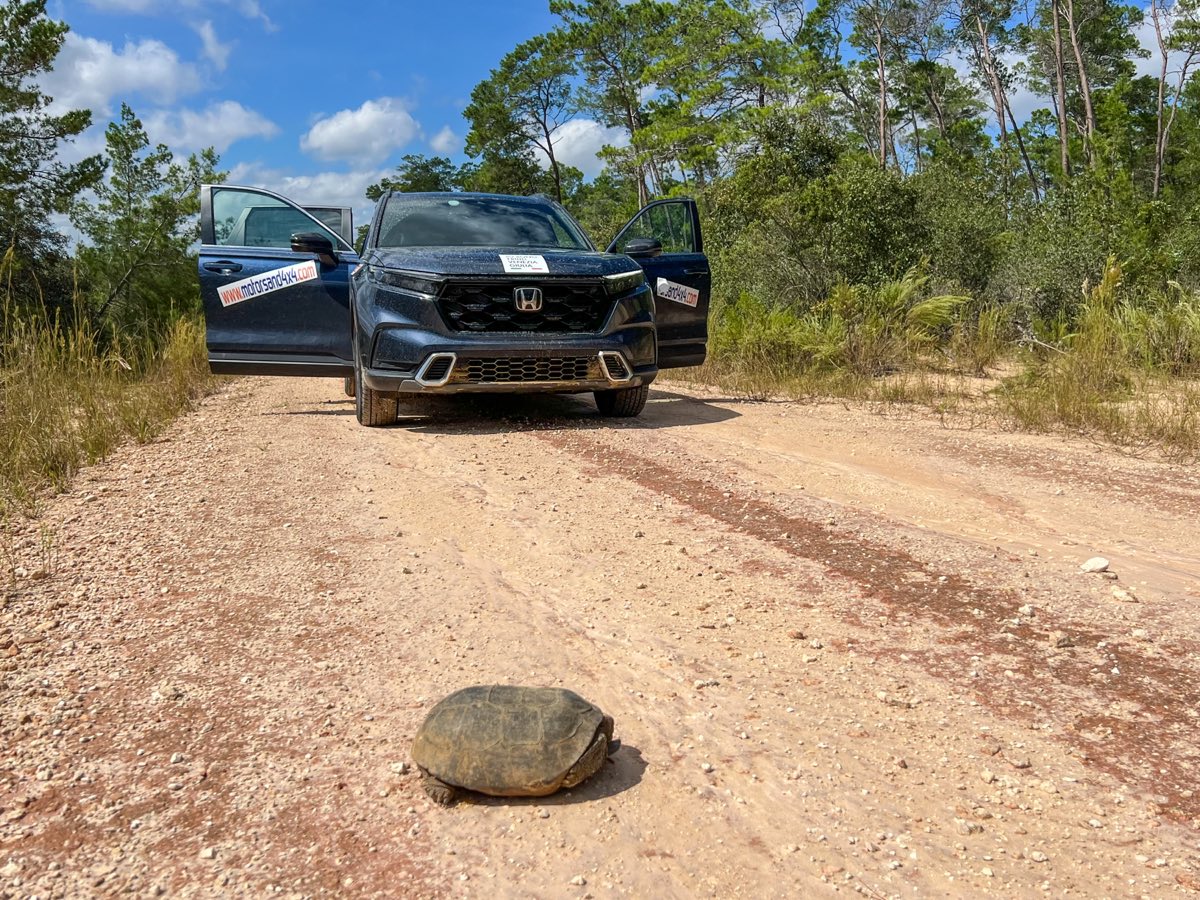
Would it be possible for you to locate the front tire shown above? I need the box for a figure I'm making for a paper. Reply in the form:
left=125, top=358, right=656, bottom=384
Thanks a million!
left=594, top=384, right=649, bottom=418
left=355, top=360, right=397, bottom=427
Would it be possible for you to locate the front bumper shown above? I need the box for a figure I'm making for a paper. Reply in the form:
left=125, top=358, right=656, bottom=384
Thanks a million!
left=363, top=346, right=657, bottom=395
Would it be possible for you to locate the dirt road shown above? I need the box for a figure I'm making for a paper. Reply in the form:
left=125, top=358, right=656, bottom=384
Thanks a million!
left=3, top=377, right=1200, bottom=898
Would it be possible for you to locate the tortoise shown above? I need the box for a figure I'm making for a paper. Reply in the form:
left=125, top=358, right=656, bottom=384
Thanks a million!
left=411, top=685, right=615, bottom=805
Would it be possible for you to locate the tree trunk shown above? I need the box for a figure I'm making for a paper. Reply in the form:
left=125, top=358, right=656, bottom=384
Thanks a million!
left=1150, top=0, right=1168, bottom=197
left=1062, top=0, right=1096, bottom=164
left=1159, top=53, right=1197, bottom=196
left=536, top=120, right=564, bottom=203
left=875, top=20, right=889, bottom=169
left=923, top=79, right=948, bottom=140
left=911, top=108, right=923, bottom=172
left=1050, top=0, right=1073, bottom=178
left=618, top=96, right=650, bottom=206
left=1004, top=97, right=1042, bottom=202
left=974, top=17, right=1007, bottom=140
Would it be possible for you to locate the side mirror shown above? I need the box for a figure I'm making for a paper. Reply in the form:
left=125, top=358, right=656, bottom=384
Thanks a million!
left=292, top=232, right=338, bottom=267
left=622, top=237, right=663, bottom=259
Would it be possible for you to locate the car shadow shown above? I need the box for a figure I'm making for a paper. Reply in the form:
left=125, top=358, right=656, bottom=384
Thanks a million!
left=393, top=389, right=740, bottom=435
left=270, top=408, right=356, bottom=416
left=457, top=742, right=648, bottom=809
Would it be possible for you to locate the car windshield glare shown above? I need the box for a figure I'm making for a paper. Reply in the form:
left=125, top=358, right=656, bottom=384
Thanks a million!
left=376, top=196, right=590, bottom=251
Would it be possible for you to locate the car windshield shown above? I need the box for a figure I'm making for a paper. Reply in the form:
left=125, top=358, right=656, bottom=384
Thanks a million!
left=375, top=196, right=591, bottom=250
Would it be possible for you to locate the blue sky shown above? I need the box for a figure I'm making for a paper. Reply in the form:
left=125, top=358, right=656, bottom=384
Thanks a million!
left=41, top=0, right=625, bottom=222
left=40, top=0, right=1171, bottom=228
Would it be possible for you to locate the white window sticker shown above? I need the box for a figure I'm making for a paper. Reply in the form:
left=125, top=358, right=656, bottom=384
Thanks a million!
left=499, top=254, right=549, bottom=274
left=217, top=260, right=320, bottom=308
left=656, top=277, right=700, bottom=308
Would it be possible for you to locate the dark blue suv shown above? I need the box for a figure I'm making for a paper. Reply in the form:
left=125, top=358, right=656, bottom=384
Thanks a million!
left=198, top=187, right=711, bottom=425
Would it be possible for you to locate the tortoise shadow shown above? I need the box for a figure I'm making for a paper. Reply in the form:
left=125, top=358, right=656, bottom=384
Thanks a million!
left=462, top=742, right=648, bottom=809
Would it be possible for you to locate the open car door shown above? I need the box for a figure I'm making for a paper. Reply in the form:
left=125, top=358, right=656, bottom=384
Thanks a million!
left=608, top=199, right=710, bottom=369
left=199, top=185, right=355, bottom=376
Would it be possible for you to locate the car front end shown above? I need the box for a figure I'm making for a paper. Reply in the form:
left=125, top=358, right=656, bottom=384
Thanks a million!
left=352, top=247, right=657, bottom=396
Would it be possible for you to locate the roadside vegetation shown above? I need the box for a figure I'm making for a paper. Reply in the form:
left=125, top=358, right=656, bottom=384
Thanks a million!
left=0, top=303, right=211, bottom=517
left=376, top=0, right=1200, bottom=460
left=0, top=2, right=221, bottom=521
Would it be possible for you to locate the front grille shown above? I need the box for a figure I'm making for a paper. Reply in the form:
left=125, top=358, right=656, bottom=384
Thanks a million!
left=439, top=281, right=612, bottom=334
left=450, top=356, right=601, bottom=385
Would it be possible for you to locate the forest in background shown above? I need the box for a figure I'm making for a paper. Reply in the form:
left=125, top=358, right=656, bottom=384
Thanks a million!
left=371, top=0, right=1199, bottom=454
left=2, top=0, right=1200, bottom=520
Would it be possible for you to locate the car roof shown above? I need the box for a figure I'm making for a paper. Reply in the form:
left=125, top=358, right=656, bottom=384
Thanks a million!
left=385, top=191, right=553, bottom=205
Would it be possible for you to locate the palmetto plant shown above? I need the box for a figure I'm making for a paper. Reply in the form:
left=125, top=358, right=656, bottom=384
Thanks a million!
left=712, top=264, right=970, bottom=380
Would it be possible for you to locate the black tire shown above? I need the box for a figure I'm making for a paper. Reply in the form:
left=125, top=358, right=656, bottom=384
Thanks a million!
left=343, top=376, right=356, bottom=398
left=355, top=359, right=397, bottom=427
left=594, top=384, right=649, bottom=417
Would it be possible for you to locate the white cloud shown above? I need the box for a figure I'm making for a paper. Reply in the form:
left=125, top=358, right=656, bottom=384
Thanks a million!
left=1129, top=14, right=1193, bottom=81
left=430, top=125, right=460, bottom=155
left=540, top=119, right=628, bottom=179
left=300, top=98, right=422, bottom=165
left=193, top=20, right=231, bottom=71
left=87, top=0, right=274, bottom=29
left=145, top=101, right=277, bottom=153
left=41, top=33, right=201, bottom=115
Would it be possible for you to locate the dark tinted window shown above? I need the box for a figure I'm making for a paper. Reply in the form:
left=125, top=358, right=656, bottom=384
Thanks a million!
left=376, top=196, right=590, bottom=250
left=211, top=188, right=346, bottom=250
left=243, top=208, right=324, bottom=248
left=617, top=201, right=697, bottom=254
left=305, top=207, right=351, bottom=243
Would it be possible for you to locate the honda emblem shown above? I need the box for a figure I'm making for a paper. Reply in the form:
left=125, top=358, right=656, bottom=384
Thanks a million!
left=513, top=287, right=543, bottom=312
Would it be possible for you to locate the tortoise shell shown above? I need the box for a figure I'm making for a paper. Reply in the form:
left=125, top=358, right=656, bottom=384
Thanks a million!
left=412, top=685, right=611, bottom=797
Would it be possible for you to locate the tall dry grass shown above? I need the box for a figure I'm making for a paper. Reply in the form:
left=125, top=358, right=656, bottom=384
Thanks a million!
left=1, top=301, right=212, bottom=518
left=997, top=262, right=1200, bottom=460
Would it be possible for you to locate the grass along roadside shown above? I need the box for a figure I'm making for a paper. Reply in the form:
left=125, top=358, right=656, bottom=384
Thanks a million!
left=682, top=263, right=1200, bottom=462
left=0, top=311, right=214, bottom=528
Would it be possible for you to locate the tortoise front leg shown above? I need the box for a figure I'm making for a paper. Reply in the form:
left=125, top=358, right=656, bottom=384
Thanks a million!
left=420, top=770, right=459, bottom=806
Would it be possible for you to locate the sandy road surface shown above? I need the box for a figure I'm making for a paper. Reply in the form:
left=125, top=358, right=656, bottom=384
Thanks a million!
left=3, top=377, right=1200, bottom=898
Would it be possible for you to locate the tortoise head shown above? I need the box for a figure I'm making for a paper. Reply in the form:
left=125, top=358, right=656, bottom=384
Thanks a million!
left=561, top=718, right=614, bottom=790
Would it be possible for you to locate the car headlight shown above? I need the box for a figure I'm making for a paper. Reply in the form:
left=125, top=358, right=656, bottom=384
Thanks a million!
left=603, top=269, right=646, bottom=295
left=368, top=268, right=442, bottom=296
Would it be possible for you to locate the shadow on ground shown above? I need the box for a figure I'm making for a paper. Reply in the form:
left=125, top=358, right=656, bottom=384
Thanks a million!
left=391, top=390, right=740, bottom=435
left=265, top=388, right=752, bottom=430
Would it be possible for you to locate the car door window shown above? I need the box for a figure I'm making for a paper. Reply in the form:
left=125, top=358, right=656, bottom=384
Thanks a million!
left=212, top=188, right=346, bottom=250
left=303, top=206, right=353, bottom=245
left=617, top=202, right=696, bottom=254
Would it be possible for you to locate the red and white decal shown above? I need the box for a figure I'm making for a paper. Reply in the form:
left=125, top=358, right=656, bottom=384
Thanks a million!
left=217, top=260, right=320, bottom=308
left=656, top=277, right=700, bottom=308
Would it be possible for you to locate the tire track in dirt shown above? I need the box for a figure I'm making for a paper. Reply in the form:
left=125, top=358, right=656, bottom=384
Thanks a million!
left=540, top=428, right=1200, bottom=826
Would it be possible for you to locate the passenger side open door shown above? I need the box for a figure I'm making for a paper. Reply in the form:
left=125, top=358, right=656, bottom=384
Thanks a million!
left=608, top=199, right=710, bottom=369
left=198, top=185, right=356, bottom=377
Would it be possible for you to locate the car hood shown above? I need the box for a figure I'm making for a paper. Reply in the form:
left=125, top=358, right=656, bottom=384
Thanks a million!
left=365, top=247, right=642, bottom=278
